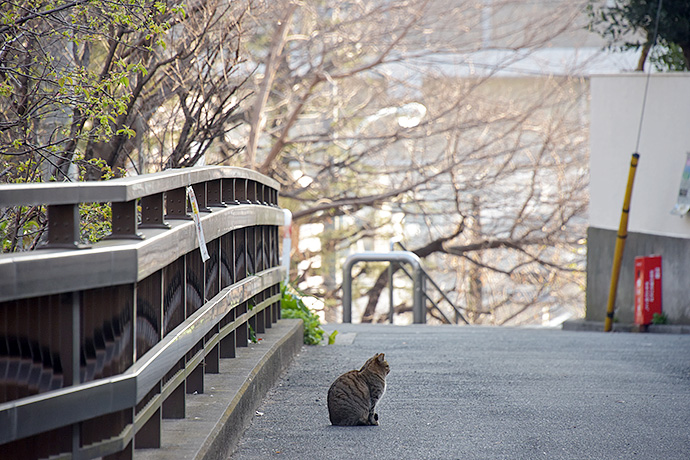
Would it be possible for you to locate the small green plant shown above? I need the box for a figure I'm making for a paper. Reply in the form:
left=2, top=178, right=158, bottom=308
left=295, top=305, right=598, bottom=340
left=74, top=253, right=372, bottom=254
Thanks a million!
left=247, top=323, right=258, bottom=343
left=652, top=312, right=668, bottom=325
left=280, top=283, right=334, bottom=345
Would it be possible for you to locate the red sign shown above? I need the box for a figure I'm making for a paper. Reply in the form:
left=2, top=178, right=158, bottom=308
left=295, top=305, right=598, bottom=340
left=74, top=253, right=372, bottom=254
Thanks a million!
left=634, top=255, right=662, bottom=325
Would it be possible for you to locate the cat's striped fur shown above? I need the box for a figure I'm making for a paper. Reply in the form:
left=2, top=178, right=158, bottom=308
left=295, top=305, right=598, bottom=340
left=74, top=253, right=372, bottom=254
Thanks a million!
left=327, top=353, right=390, bottom=426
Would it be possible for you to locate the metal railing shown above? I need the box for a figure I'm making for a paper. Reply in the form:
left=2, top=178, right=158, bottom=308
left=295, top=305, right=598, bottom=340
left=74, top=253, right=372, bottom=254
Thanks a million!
left=392, top=241, right=469, bottom=325
left=0, top=167, right=285, bottom=459
left=342, top=251, right=425, bottom=323
left=342, top=242, right=468, bottom=324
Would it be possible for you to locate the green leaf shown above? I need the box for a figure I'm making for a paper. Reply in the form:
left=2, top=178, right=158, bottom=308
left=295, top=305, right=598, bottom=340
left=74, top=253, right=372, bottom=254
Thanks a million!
left=248, top=323, right=258, bottom=343
left=280, top=282, right=326, bottom=345
left=328, top=330, right=338, bottom=345
left=652, top=312, right=668, bottom=325
left=116, top=126, right=136, bottom=139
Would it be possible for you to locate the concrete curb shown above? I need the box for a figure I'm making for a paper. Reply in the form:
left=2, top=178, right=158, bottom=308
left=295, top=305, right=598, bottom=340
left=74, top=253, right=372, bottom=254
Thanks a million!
left=562, top=318, right=690, bottom=334
left=198, top=319, right=303, bottom=460
left=136, top=318, right=303, bottom=460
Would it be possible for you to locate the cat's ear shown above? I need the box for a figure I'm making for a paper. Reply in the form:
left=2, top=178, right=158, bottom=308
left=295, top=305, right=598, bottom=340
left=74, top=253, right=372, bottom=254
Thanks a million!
left=377, top=353, right=385, bottom=362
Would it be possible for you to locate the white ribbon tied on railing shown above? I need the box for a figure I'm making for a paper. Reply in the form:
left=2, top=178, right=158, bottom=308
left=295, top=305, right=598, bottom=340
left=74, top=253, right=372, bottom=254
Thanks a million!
left=186, top=185, right=210, bottom=262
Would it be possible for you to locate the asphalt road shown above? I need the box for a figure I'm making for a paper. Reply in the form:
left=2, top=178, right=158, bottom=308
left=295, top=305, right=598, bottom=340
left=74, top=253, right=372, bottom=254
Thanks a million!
left=230, top=324, right=690, bottom=460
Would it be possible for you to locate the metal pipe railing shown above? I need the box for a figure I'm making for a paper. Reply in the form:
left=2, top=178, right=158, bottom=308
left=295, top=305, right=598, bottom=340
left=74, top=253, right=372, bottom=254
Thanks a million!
left=342, top=246, right=470, bottom=325
left=393, top=242, right=469, bottom=324
left=342, top=251, right=425, bottom=324
left=395, top=261, right=456, bottom=324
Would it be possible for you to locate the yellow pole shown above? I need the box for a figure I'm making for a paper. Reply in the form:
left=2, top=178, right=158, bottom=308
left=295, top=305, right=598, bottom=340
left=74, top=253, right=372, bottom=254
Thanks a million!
left=604, top=153, right=640, bottom=332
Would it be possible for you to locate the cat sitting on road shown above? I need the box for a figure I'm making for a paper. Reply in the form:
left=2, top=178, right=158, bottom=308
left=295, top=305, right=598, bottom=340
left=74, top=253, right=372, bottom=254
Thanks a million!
left=327, top=353, right=390, bottom=426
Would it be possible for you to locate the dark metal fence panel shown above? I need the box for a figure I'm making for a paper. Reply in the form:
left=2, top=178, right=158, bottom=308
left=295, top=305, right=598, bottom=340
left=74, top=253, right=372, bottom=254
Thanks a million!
left=163, top=256, right=186, bottom=337
left=235, top=228, right=247, bottom=282
left=186, top=250, right=205, bottom=317
left=0, top=294, right=74, bottom=403
left=136, top=271, right=162, bottom=360
left=0, top=167, right=284, bottom=459
left=81, top=285, right=134, bottom=383
left=206, top=238, right=221, bottom=300
left=220, top=232, right=234, bottom=289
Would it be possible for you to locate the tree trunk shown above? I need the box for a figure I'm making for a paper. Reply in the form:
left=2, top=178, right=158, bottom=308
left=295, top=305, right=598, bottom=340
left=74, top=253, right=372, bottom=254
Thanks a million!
left=246, top=3, right=298, bottom=168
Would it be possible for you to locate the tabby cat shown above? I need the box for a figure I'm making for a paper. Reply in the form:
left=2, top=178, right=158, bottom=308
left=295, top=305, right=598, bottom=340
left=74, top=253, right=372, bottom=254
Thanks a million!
left=327, top=353, right=390, bottom=426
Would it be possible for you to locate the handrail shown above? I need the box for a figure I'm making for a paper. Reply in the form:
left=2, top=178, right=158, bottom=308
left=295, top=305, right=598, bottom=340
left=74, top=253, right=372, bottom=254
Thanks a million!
left=0, top=166, right=279, bottom=206
left=0, top=166, right=285, bottom=459
left=0, top=166, right=280, bottom=251
left=395, top=257, right=468, bottom=324
left=341, top=244, right=469, bottom=325
left=342, top=251, right=425, bottom=324
left=0, top=267, right=281, bottom=445
left=393, top=241, right=469, bottom=324
left=0, top=204, right=283, bottom=302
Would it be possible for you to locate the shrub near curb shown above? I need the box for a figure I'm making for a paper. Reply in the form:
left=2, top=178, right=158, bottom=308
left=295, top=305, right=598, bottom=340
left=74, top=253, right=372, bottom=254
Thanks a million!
left=280, top=283, right=337, bottom=345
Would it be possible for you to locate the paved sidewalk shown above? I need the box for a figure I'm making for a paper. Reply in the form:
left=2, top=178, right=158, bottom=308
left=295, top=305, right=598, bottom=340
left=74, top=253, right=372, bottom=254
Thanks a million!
left=230, top=324, right=690, bottom=460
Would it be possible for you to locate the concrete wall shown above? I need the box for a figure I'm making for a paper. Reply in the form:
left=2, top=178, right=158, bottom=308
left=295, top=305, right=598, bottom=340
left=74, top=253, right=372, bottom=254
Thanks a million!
left=588, top=74, right=690, bottom=324
left=586, top=227, right=690, bottom=324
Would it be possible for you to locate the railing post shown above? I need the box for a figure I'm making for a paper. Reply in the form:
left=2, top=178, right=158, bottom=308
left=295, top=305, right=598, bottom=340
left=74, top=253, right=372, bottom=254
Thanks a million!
left=68, top=292, right=81, bottom=457
left=192, top=182, right=211, bottom=213
left=223, top=178, right=238, bottom=205
left=248, top=180, right=259, bottom=204
left=108, top=200, right=144, bottom=240
left=165, top=187, right=191, bottom=220
left=342, top=258, right=353, bottom=323
left=207, top=179, right=225, bottom=207
left=135, top=383, right=162, bottom=449
left=235, top=178, right=249, bottom=204
left=388, top=241, right=394, bottom=324
left=414, top=270, right=425, bottom=324
left=140, top=193, right=170, bottom=229
left=44, top=204, right=81, bottom=249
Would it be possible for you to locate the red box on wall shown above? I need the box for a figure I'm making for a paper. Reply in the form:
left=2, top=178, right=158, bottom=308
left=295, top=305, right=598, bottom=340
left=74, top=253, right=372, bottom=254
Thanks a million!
left=634, top=255, right=662, bottom=325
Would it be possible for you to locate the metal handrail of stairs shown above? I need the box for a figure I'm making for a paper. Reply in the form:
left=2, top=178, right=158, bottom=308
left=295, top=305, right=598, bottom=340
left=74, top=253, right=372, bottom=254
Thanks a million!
left=391, top=241, right=469, bottom=325
left=341, top=242, right=468, bottom=324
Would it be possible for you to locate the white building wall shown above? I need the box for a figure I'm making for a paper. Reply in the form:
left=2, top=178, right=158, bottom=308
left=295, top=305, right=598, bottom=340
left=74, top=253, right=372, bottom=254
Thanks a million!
left=590, top=73, right=690, bottom=238
left=588, top=73, right=690, bottom=324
